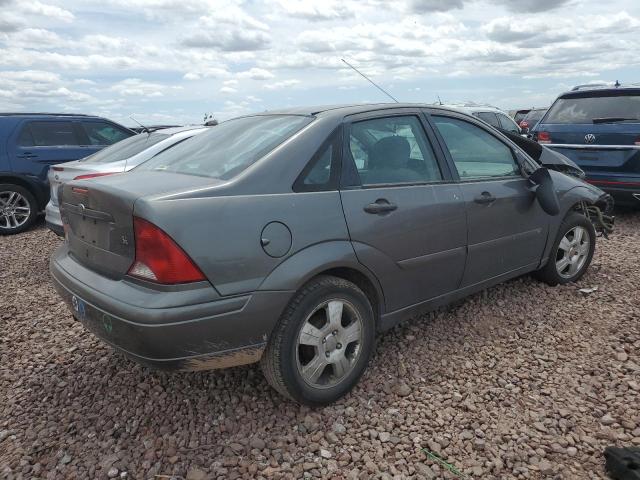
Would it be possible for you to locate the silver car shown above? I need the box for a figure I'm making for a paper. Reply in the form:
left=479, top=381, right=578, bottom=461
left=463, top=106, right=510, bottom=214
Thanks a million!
left=45, top=126, right=208, bottom=235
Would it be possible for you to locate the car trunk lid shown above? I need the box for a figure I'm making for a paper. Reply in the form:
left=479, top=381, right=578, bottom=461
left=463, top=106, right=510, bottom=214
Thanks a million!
left=60, top=171, right=218, bottom=279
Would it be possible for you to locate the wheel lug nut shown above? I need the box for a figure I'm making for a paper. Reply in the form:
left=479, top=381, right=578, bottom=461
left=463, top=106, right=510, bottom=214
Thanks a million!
left=337, top=343, right=342, bottom=349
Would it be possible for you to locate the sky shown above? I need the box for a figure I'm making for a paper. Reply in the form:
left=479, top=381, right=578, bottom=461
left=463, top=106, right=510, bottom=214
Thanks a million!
left=1, top=0, right=639, bottom=127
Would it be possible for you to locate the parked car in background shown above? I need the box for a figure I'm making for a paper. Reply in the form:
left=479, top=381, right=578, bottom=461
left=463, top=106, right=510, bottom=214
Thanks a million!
left=520, top=108, right=548, bottom=135
left=0, top=113, right=134, bottom=234
left=51, top=104, right=612, bottom=405
left=532, top=84, right=640, bottom=207
left=46, top=126, right=209, bottom=235
left=513, top=109, right=532, bottom=124
left=444, top=104, right=522, bottom=135
left=130, top=125, right=182, bottom=134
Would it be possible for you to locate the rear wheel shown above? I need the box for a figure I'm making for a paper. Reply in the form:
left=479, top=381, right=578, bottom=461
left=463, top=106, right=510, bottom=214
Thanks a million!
left=0, top=184, right=38, bottom=235
left=534, top=212, right=596, bottom=286
left=261, top=276, right=376, bottom=406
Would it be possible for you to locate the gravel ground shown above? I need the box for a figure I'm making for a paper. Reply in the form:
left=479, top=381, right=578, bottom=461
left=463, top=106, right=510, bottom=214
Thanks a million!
left=1, top=212, right=639, bottom=480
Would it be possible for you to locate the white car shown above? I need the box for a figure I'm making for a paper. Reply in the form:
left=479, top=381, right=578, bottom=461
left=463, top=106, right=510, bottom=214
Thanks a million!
left=45, top=126, right=208, bottom=235
left=439, top=103, right=522, bottom=135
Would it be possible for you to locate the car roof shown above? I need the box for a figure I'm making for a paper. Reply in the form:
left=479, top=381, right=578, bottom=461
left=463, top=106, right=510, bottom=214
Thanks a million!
left=248, top=103, right=481, bottom=120
left=150, top=125, right=208, bottom=135
left=0, top=112, right=102, bottom=118
left=437, top=104, right=509, bottom=115
left=561, top=85, right=640, bottom=98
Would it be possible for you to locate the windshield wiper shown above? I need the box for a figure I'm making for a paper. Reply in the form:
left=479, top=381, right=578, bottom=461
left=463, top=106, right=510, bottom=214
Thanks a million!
left=592, top=117, right=639, bottom=124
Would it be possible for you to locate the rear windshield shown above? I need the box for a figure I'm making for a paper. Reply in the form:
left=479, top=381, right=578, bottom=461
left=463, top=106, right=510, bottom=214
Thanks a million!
left=524, top=109, right=546, bottom=122
left=544, top=94, right=640, bottom=124
left=139, top=115, right=313, bottom=180
left=82, top=132, right=168, bottom=163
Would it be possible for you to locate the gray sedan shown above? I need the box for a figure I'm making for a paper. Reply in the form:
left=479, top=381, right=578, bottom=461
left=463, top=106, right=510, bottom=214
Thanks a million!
left=50, top=104, right=613, bottom=405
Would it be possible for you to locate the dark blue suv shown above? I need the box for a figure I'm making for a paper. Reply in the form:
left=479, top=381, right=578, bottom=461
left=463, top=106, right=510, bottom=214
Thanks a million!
left=532, top=84, right=640, bottom=207
left=0, top=113, right=133, bottom=234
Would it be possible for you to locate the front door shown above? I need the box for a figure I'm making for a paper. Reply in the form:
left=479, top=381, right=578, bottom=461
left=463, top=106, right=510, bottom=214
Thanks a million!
left=340, top=112, right=467, bottom=312
left=429, top=113, right=549, bottom=287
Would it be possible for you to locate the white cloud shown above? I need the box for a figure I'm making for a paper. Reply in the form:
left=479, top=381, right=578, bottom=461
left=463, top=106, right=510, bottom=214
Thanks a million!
left=264, top=79, right=301, bottom=90
left=237, top=68, right=275, bottom=80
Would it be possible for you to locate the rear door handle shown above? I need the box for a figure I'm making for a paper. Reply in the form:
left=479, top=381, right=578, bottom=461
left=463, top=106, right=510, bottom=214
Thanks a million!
left=364, top=199, right=398, bottom=214
left=17, top=152, right=37, bottom=159
left=474, top=191, right=496, bottom=205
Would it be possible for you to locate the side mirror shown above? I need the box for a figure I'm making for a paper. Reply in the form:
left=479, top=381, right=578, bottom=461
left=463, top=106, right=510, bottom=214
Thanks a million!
left=529, top=168, right=560, bottom=216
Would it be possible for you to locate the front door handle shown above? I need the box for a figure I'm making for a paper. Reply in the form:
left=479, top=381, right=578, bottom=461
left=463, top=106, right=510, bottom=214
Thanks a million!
left=364, top=199, right=397, bottom=214
left=474, top=191, right=496, bottom=205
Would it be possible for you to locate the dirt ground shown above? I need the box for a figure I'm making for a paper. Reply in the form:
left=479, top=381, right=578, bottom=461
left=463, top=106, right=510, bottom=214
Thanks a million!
left=1, top=212, right=639, bottom=479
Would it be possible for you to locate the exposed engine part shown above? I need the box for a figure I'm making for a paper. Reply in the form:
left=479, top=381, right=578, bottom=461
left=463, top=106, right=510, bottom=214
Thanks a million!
left=578, top=195, right=615, bottom=238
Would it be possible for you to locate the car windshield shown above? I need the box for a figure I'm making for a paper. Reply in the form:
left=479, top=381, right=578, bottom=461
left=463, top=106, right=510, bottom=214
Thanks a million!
left=81, top=132, right=169, bottom=163
left=139, top=115, right=313, bottom=180
left=544, top=94, right=640, bottom=124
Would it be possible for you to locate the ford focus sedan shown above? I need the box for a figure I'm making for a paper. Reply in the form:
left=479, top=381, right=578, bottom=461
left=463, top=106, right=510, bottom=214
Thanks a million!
left=50, top=104, right=613, bottom=405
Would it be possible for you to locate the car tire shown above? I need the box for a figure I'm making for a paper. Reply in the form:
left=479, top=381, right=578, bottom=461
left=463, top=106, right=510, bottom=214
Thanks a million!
left=0, top=184, right=38, bottom=235
left=261, top=275, right=376, bottom=406
left=534, top=211, right=596, bottom=286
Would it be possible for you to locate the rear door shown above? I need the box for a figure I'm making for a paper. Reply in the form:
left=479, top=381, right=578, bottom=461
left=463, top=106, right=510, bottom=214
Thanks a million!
left=339, top=110, right=467, bottom=312
left=8, top=120, right=95, bottom=180
left=428, top=111, right=549, bottom=287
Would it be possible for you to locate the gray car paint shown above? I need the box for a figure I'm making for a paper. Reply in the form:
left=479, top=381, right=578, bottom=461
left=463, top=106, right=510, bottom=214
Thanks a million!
left=50, top=103, right=609, bottom=370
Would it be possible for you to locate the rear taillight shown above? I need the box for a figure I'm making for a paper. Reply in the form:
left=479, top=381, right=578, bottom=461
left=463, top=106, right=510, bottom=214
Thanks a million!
left=537, top=131, right=551, bottom=144
left=635, top=136, right=640, bottom=146
left=52, top=166, right=64, bottom=172
left=128, top=217, right=206, bottom=284
left=73, top=172, right=117, bottom=180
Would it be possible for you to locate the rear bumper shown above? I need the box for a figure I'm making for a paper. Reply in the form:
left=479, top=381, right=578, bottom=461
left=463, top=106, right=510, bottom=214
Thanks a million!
left=586, top=179, right=640, bottom=207
left=50, top=244, right=292, bottom=370
left=45, top=201, right=64, bottom=235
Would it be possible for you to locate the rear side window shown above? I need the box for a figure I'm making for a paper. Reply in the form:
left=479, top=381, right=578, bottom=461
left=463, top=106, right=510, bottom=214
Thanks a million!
left=21, top=121, right=80, bottom=147
left=474, top=112, right=501, bottom=128
left=294, top=130, right=340, bottom=192
left=433, top=116, right=520, bottom=180
left=545, top=95, right=640, bottom=124
left=82, top=121, right=131, bottom=145
left=140, top=115, right=312, bottom=180
left=346, top=115, right=442, bottom=186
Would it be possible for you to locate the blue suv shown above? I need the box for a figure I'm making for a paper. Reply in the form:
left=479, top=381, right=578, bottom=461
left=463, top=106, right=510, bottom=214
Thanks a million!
left=532, top=84, right=640, bottom=207
left=0, top=113, right=133, bottom=234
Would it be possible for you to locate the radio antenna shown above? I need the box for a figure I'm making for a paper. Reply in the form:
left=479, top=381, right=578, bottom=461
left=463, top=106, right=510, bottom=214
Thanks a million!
left=341, top=58, right=399, bottom=103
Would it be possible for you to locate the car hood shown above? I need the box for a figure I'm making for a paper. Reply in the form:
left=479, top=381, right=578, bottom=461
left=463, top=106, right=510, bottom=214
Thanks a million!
left=538, top=146, right=585, bottom=177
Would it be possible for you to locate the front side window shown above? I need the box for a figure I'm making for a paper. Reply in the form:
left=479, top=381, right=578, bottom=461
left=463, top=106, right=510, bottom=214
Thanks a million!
left=544, top=94, right=640, bottom=124
left=347, top=116, right=442, bottom=186
left=498, top=113, right=520, bottom=133
left=140, top=115, right=312, bottom=180
left=26, top=121, right=79, bottom=147
left=433, top=116, right=520, bottom=180
left=82, top=121, right=131, bottom=145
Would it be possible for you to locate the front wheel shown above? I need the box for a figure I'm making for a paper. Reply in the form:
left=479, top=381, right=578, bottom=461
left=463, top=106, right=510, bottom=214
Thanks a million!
left=534, top=212, right=596, bottom=286
left=261, top=276, right=376, bottom=406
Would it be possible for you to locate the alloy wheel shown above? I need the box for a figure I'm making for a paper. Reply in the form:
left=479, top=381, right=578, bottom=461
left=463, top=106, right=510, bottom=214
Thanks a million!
left=556, top=226, right=590, bottom=279
left=295, top=299, right=363, bottom=388
left=0, top=191, right=31, bottom=230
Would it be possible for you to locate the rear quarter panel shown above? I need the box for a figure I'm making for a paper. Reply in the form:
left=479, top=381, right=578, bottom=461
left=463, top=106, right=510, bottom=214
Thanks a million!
left=134, top=191, right=353, bottom=296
